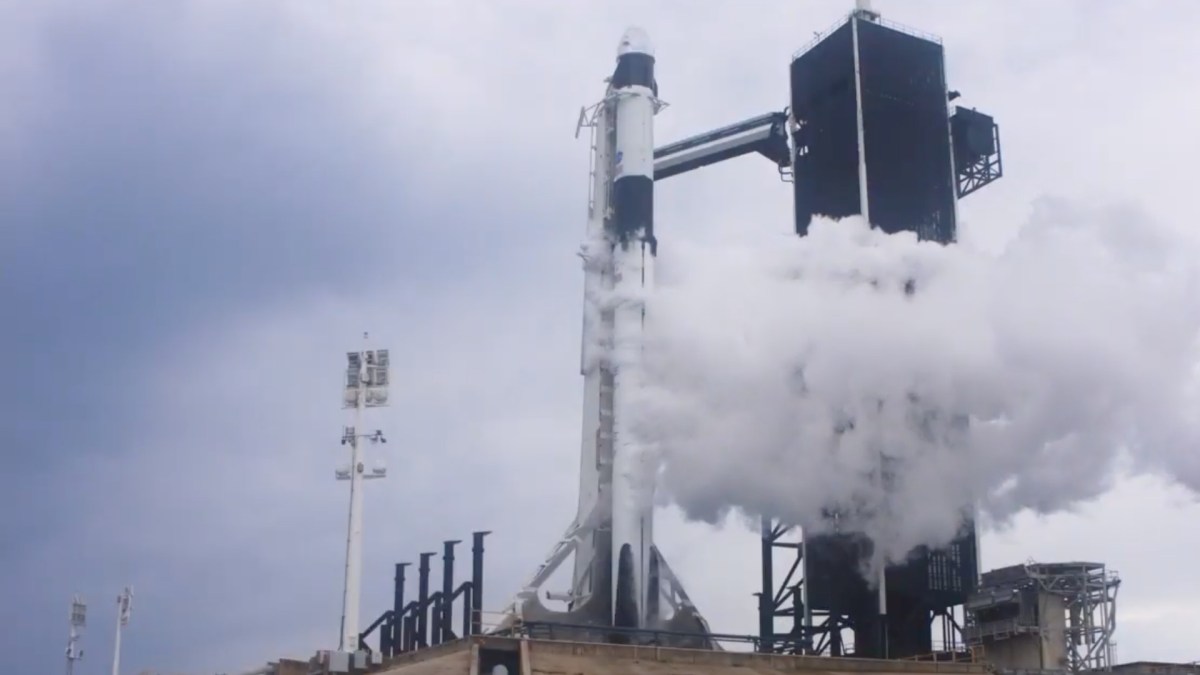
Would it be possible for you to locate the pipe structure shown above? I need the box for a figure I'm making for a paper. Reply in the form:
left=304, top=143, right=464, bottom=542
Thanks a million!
left=417, top=552, right=434, bottom=648
left=389, top=563, right=408, bottom=656
left=471, top=531, right=490, bottom=635
left=441, top=540, right=461, bottom=641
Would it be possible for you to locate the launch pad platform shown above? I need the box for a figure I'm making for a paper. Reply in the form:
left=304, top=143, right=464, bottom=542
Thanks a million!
left=370, top=635, right=988, bottom=675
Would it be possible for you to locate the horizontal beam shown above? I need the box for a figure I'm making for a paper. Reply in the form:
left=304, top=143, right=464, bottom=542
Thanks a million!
left=654, top=111, right=790, bottom=181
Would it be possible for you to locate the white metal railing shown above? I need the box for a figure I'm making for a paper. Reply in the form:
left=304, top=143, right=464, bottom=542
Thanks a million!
left=791, top=10, right=942, bottom=61
left=963, top=616, right=1034, bottom=642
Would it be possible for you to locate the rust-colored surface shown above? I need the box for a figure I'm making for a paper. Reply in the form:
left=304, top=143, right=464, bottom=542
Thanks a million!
left=377, top=642, right=475, bottom=675
left=276, top=659, right=311, bottom=675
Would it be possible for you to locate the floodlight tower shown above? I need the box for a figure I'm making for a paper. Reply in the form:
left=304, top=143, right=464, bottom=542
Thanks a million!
left=110, top=586, right=132, bottom=675
left=337, top=332, right=390, bottom=653
left=65, top=594, right=86, bottom=675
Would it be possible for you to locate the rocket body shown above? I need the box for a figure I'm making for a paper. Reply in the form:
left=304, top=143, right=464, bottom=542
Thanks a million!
left=571, top=27, right=660, bottom=632
left=505, top=25, right=711, bottom=641
left=607, top=27, right=658, bottom=631
left=505, top=23, right=715, bottom=645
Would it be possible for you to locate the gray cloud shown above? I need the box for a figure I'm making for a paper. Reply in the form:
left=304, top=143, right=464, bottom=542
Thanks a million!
left=0, top=1, right=578, bottom=670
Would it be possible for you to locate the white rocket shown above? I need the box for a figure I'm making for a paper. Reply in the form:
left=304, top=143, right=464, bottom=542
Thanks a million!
left=502, top=28, right=711, bottom=641
left=606, top=26, right=658, bottom=630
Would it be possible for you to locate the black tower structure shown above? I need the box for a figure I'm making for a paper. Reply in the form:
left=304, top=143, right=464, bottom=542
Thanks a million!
left=791, top=13, right=957, bottom=242
left=648, top=5, right=1001, bottom=660
left=758, top=9, right=1001, bottom=660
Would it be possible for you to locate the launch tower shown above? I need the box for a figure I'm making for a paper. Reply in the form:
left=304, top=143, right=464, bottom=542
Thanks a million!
left=652, top=5, right=1002, bottom=658
left=761, top=7, right=1002, bottom=660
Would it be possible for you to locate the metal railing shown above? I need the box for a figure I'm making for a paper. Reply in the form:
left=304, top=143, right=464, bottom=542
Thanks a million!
left=900, top=644, right=981, bottom=663
left=508, top=620, right=782, bottom=652
left=963, top=617, right=1039, bottom=642
left=791, top=10, right=942, bottom=61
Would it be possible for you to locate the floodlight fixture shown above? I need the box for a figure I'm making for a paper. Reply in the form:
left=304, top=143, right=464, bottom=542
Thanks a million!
left=66, top=595, right=87, bottom=675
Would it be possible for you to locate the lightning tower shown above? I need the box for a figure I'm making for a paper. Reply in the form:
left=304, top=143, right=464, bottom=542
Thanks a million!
left=65, top=594, right=86, bottom=675
left=337, top=334, right=390, bottom=653
left=110, top=586, right=132, bottom=675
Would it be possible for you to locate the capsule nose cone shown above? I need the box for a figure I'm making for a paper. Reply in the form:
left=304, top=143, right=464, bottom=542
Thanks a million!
left=617, top=27, right=653, bottom=58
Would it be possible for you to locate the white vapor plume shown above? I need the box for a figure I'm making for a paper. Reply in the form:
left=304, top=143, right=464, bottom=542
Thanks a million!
left=618, top=198, right=1200, bottom=570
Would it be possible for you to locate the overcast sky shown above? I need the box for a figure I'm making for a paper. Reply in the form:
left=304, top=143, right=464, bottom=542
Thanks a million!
left=3, top=1, right=1200, bottom=672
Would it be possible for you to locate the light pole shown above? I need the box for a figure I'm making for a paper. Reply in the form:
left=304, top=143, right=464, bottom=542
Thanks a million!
left=111, top=586, right=132, bottom=675
left=65, top=595, right=86, bottom=675
left=337, top=333, right=390, bottom=652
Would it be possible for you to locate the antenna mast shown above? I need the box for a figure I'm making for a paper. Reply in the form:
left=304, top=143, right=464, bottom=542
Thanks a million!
left=110, top=586, right=133, bottom=675
left=337, top=332, right=390, bottom=653
left=854, top=0, right=880, bottom=20
left=66, top=595, right=87, bottom=675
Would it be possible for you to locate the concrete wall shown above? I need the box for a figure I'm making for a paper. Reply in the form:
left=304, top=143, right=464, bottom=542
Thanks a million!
left=379, top=637, right=989, bottom=675
left=978, top=591, right=1067, bottom=671
left=1039, top=592, right=1066, bottom=669
left=1113, top=663, right=1200, bottom=675
left=982, top=636, right=1045, bottom=671
left=521, top=638, right=988, bottom=675
left=275, top=660, right=310, bottom=675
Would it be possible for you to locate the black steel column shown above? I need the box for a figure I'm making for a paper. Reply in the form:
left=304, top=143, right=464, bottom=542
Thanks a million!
left=471, top=531, right=491, bottom=635
left=430, top=592, right=443, bottom=645
left=759, top=516, right=773, bottom=652
left=417, top=552, right=435, bottom=647
left=404, top=613, right=417, bottom=652
left=389, top=562, right=408, bottom=655
left=461, top=584, right=472, bottom=639
left=441, top=540, right=460, bottom=641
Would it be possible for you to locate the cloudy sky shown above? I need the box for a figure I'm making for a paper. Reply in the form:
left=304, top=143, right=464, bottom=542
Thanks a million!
left=4, top=0, right=1200, bottom=672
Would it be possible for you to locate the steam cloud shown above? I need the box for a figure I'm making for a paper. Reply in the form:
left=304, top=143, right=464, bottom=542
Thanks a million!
left=620, top=198, right=1200, bottom=568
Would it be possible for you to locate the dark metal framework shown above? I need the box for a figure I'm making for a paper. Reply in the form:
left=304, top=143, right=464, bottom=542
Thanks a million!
left=951, top=106, right=1003, bottom=198
left=965, top=562, right=1119, bottom=672
left=359, top=530, right=491, bottom=657
left=631, top=6, right=1005, bottom=662
left=653, top=111, right=792, bottom=183
left=759, top=522, right=830, bottom=654
left=759, top=9, right=997, bottom=660
left=758, top=518, right=977, bottom=659
left=509, top=620, right=769, bottom=651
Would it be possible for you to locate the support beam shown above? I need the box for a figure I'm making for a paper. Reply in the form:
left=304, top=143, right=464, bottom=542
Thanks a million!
left=653, top=112, right=790, bottom=181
